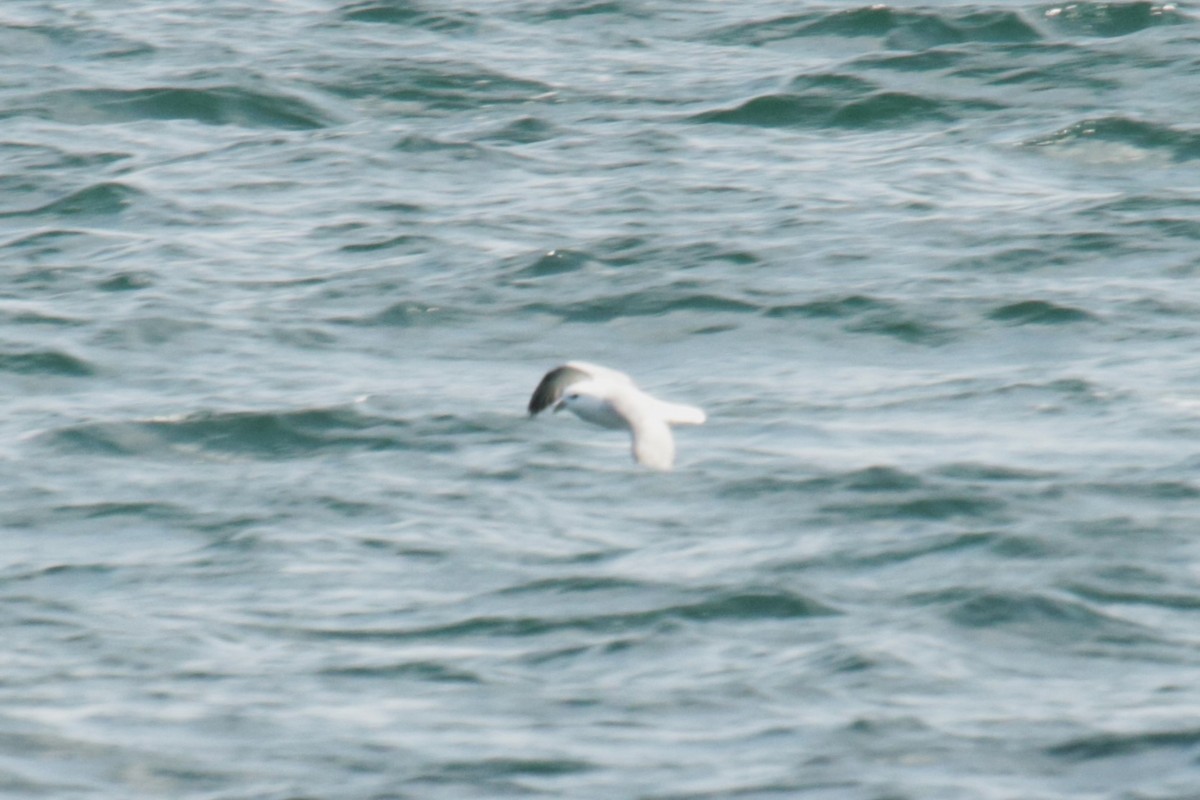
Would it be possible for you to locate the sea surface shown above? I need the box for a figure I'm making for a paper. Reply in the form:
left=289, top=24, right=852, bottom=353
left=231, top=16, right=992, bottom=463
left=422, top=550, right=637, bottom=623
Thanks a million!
left=3, top=1, right=1200, bottom=798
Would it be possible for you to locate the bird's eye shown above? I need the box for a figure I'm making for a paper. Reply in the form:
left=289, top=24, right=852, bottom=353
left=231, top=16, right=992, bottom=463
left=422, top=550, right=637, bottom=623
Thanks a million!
left=567, top=393, right=579, bottom=400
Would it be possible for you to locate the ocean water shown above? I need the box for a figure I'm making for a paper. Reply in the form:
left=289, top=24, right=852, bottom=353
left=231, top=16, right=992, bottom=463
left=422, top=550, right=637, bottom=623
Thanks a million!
left=3, top=1, right=1200, bottom=798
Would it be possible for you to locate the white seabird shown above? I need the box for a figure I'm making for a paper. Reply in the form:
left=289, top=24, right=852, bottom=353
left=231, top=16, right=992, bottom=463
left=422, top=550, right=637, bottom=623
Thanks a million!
left=528, top=361, right=706, bottom=470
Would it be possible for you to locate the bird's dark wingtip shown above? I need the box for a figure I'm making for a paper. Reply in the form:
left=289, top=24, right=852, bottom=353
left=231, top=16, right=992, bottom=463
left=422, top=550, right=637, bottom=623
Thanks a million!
left=528, top=365, right=589, bottom=415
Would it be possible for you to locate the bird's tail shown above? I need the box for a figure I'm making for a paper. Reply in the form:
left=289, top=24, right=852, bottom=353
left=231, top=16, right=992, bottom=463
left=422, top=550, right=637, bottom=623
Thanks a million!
left=657, top=400, right=706, bottom=426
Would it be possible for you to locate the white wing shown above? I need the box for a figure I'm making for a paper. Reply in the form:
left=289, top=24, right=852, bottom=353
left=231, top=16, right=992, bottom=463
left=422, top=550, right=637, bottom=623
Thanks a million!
left=612, top=389, right=676, bottom=470
left=571, top=362, right=705, bottom=426
left=653, top=399, right=706, bottom=426
left=628, top=415, right=675, bottom=470
left=566, top=361, right=635, bottom=386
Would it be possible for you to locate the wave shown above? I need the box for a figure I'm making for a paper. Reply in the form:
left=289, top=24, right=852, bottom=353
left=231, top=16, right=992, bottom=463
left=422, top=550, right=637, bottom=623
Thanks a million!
left=709, top=4, right=1185, bottom=48
left=338, top=233, right=438, bottom=254
left=1022, top=116, right=1200, bottom=162
left=1048, top=726, right=1200, bottom=761
left=0, top=306, right=83, bottom=327
left=709, top=7, right=1041, bottom=49
left=515, top=285, right=908, bottom=335
left=39, top=406, right=421, bottom=459
left=13, top=87, right=332, bottom=129
left=506, top=248, right=595, bottom=279
left=0, top=182, right=141, bottom=219
left=43, top=501, right=186, bottom=523
left=295, top=589, right=835, bottom=642
left=1041, top=2, right=1191, bottom=38
left=319, top=660, right=483, bottom=683
left=986, top=300, right=1095, bottom=325
left=525, top=291, right=760, bottom=322
left=329, top=301, right=454, bottom=327
left=97, top=271, right=155, bottom=292
left=516, top=285, right=1105, bottom=344
left=313, top=58, right=553, bottom=110
left=526, top=1, right=634, bottom=22
left=494, top=576, right=656, bottom=596
left=1070, top=581, right=1200, bottom=611
left=691, top=88, right=963, bottom=130
left=476, top=115, right=562, bottom=145
left=822, top=494, right=1005, bottom=522
left=428, top=757, right=596, bottom=784
left=691, top=65, right=1009, bottom=129
left=498, top=241, right=760, bottom=284
left=913, top=588, right=1156, bottom=646
left=0, top=348, right=94, bottom=376
left=338, top=1, right=480, bottom=30
left=722, top=464, right=1012, bottom=527
left=765, top=294, right=887, bottom=319
left=769, top=295, right=953, bottom=345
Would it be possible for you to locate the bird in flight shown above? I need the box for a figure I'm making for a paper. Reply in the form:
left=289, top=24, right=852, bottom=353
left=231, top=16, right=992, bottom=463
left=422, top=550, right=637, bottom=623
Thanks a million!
left=528, top=361, right=705, bottom=470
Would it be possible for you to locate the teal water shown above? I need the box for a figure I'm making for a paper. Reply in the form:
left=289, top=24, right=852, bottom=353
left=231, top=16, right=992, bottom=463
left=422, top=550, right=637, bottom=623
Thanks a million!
left=4, top=2, right=1200, bottom=798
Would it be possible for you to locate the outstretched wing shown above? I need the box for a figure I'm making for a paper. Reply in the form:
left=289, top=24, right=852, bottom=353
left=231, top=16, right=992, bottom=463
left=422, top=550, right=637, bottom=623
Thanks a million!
left=611, top=389, right=676, bottom=470
left=564, top=361, right=634, bottom=387
left=654, top=399, right=706, bottom=426
left=528, top=364, right=592, bottom=416
left=628, top=414, right=676, bottom=471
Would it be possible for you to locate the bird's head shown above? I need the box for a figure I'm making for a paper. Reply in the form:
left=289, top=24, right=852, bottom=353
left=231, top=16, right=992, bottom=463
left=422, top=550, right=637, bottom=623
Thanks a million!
left=554, top=390, right=583, bottom=413
left=553, top=381, right=606, bottom=417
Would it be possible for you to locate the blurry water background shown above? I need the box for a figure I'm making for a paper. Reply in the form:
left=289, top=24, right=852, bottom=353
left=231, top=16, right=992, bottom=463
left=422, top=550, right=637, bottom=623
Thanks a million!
left=3, top=1, right=1200, bottom=798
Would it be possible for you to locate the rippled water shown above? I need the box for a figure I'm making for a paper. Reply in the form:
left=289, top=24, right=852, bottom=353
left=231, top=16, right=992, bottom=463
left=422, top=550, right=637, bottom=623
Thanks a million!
left=4, top=1, right=1200, bottom=798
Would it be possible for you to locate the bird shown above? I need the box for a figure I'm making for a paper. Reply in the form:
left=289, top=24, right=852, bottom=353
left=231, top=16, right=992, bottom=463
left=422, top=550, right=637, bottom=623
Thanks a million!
left=528, top=361, right=705, bottom=470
